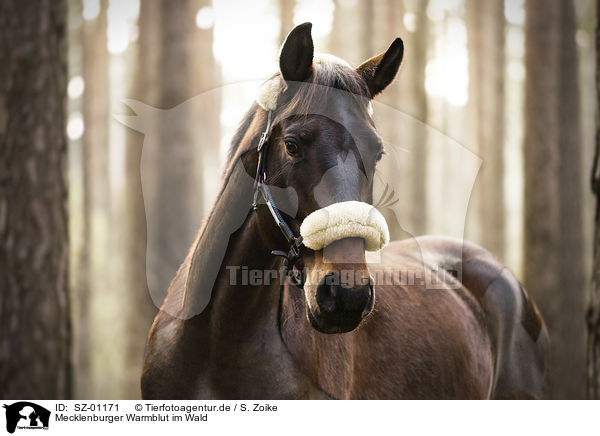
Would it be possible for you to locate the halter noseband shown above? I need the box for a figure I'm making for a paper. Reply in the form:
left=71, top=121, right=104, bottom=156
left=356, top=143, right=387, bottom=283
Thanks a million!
left=252, top=110, right=305, bottom=287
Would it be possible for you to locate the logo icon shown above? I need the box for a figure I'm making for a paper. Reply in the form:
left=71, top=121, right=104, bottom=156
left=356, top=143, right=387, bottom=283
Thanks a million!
left=3, top=402, right=50, bottom=434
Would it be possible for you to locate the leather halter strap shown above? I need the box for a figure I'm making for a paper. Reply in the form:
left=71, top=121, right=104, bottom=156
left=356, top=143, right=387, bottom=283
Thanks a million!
left=252, top=111, right=305, bottom=287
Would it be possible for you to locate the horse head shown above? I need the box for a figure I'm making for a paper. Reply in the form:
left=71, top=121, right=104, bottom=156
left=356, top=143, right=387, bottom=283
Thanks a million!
left=250, top=23, right=403, bottom=333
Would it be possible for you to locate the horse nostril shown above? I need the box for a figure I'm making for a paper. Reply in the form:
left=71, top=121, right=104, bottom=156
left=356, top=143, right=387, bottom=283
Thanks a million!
left=316, top=272, right=339, bottom=313
left=362, top=283, right=375, bottom=317
left=329, top=283, right=339, bottom=298
left=315, top=272, right=375, bottom=322
left=310, top=272, right=375, bottom=333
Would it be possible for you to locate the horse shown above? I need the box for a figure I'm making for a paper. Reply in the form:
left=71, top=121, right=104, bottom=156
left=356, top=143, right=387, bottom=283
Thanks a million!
left=141, top=23, right=549, bottom=399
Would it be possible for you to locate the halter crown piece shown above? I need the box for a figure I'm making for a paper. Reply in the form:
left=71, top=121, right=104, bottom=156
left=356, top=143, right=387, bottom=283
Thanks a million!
left=252, top=75, right=390, bottom=287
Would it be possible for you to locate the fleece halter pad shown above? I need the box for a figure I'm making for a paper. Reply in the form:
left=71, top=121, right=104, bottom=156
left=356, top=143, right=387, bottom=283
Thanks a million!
left=300, top=201, right=390, bottom=252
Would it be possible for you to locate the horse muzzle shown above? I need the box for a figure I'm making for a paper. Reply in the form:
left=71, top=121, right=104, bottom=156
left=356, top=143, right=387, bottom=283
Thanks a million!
left=308, top=271, right=375, bottom=333
left=299, top=201, right=387, bottom=333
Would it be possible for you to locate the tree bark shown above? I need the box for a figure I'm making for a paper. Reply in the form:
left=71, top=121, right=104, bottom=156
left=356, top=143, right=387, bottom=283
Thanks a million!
left=587, top=0, right=600, bottom=400
left=0, top=0, right=70, bottom=398
left=524, top=0, right=585, bottom=399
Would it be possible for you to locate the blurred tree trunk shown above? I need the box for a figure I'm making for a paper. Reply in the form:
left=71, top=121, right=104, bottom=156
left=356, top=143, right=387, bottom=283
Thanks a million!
left=75, top=0, right=109, bottom=399
left=556, top=0, right=585, bottom=400
left=120, top=1, right=161, bottom=399
left=0, top=0, right=70, bottom=398
left=405, top=0, right=429, bottom=237
left=279, top=0, right=295, bottom=42
left=149, top=0, right=206, bottom=297
left=189, top=0, right=221, bottom=217
left=120, top=0, right=219, bottom=398
left=467, top=0, right=506, bottom=259
left=524, top=0, right=560, bottom=399
left=587, top=0, right=600, bottom=400
left=524, top=0, right=584, bottom=399
left=330, top=0, right=373, bottom=65
left=358, top=0, right=374, bottom=62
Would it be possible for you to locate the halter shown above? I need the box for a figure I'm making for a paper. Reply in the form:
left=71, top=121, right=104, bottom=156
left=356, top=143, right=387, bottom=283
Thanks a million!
left=252, top=110, right=305, bottom=287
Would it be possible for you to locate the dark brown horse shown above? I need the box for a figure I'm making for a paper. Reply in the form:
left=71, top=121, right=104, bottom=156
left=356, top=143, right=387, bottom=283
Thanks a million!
left=141, top=23, right=549, bottom=399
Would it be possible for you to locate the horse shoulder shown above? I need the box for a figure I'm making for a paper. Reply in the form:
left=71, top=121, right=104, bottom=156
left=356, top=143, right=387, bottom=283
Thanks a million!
left=356, top=254, right=494, bottom=399
left=141, top=310, right=212, bottom=399
left=399, top=235, right=549, bottom=398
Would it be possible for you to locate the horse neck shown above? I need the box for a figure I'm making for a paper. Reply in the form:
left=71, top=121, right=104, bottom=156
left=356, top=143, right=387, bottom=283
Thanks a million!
left=162, top=107, right=285, bottom=337
left=208, top=210, right=284, bottom=339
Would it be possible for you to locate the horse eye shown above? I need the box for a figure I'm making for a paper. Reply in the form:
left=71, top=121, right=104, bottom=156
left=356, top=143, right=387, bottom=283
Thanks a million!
left=376, top=149, right=386, bottom=162
left=285, top=140, right=300, bottom=156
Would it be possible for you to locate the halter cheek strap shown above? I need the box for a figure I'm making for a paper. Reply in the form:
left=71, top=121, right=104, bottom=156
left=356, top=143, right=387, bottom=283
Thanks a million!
left=252, top=111, right=305, bottom=287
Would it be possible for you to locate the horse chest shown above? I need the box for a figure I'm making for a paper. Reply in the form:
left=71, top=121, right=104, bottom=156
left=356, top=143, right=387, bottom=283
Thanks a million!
left=180, top=320, right=330, bottom=399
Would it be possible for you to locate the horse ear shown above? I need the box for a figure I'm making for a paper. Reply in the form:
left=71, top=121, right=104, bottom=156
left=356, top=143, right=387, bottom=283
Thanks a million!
left=356, top=38, right=404, bottom=98
left=279, top=22, right=314, bottom=83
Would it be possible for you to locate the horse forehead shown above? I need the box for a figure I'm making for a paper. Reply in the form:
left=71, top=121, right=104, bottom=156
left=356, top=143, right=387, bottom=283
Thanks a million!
left=312, top=100, right=370, bottom=139
left=333, top=99, right=374, bottom=144
left=312, top=149, right=368, bottom=206
left=329, top=92, right=367, bottom=119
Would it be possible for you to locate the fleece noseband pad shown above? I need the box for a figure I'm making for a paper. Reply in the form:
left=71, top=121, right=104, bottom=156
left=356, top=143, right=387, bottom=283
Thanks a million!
left=300, top=201, right=390, bottom=251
